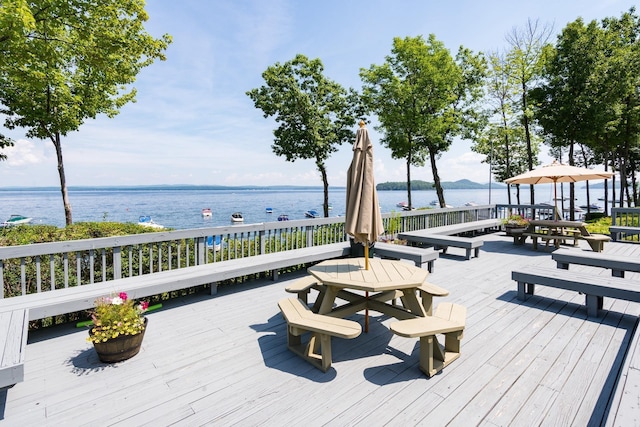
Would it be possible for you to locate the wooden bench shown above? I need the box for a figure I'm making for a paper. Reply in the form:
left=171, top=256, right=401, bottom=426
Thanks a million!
left=610, top=226, right=640, bottom=242
left=512, top=266, right=640, bottom=317
left=552, top=248, right=640, bottom=278
left=417, top=282, right=449, bottom=315
left=278, top=297, right=361, bottom=372
left=400, top=234, right=484, bottom=260
left=522, top=231, right=580, bottom=250
left=390, top=302, right=466, bottom=377
left=422, top=218, right=502, bottom=236
left=580, top=234, right=611, bottom=252
left=0, top=242, right=352, bottom=322
left=610, top=207, right=640, bottom=242
left=285, top=275, right=327, bottom=313
left=373, top=242, right=439, bottom=272
left=0, top=309, right=29, bottom=392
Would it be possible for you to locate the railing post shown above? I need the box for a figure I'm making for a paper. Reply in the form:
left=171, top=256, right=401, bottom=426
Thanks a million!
left=259, top=230, right=266, bottom=254
left=306, top=225, right=314, bottom=247
left=113, top=246, right=122, bottom=280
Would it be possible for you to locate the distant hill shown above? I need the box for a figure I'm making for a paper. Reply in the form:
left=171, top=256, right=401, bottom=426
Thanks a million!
left=377, top=179, right=504, bottom=191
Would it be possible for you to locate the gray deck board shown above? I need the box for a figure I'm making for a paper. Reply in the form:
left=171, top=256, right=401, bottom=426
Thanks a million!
left=1, top=233, right=640, bottom=426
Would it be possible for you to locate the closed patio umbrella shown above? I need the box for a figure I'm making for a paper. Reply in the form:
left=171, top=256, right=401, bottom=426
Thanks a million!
left=346, top=121, right=384, bottom=268
left=505, top=161, right=614, bottom=220
left=346, top=121, right=384, bottom=332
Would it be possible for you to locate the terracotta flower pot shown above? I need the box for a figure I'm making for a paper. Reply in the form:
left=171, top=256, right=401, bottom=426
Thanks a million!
left=90, top=318, right=148, bottom=363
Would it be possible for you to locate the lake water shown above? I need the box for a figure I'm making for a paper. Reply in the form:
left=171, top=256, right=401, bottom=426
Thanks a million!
left=0, top=184, right=608, bottom=230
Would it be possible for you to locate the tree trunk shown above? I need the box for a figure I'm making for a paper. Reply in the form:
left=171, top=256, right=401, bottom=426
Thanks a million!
left=522, top=82, right=535, bottom=205
left=429, top=147, right=445, bottom=207
left=318, top=162, right=329, bottom=217
left=52, top=132, right=72, bottom=225
left=406, top=157, right=412, bottom=210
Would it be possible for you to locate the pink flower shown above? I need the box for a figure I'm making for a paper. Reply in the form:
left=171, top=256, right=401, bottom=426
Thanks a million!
left=138, top=301, right=149, bottom=312
left=119, top=292, right=128, bottom=301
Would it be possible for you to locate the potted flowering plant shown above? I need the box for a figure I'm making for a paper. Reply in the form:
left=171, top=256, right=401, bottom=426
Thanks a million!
left=502, top=214, right=530, bottom=235
left=87, top=292, right=149, bottom=363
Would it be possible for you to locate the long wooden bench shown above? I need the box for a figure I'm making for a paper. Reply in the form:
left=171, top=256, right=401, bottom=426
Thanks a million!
left=552, top=248, right=640, bottom=278
left=0, top=309, right=29, bottom=392
left=610, top=207, right=640, bottom=242
left=0, top=242, right=352, bottom=321
left=278, top=297, right=361, bottom=372
left=512, top=266, right=640, bottom=317
left=610, top=226, right=640, bottom=242
left=400, top=234, right=483, bottom=260
left=423, top=218, right=502, bottom=236
left=373, top=242, right=439, bottom=272
left=390, top=302, right=466, bottom=377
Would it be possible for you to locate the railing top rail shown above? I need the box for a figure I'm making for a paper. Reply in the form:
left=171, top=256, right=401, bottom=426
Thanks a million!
left=0, top=206, right=496, bottom=260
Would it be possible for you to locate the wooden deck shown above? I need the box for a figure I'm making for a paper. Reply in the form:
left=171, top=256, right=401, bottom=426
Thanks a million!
left=2, top=232, right=639, bottom=426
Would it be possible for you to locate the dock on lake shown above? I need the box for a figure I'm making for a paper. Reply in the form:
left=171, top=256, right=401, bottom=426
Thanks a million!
left=2, top=232, right=639, bottom=426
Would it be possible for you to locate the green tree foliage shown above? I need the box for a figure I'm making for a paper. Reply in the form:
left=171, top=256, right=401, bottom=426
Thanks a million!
left=474, top=51, right=533, bottom=204
left=0, top=134, right=13, bottom=161
left=532, top=9, right=640, bottom=208
left=0, top=0, right=171, bottom=225
left=360, top=35, right=486, bottom=209
left=247, top=54, right=357, bottom=217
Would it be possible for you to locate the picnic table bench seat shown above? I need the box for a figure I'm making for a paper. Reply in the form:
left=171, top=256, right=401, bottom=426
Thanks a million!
left=0, top=309, right=29, bottom=392
left=278, top=297, right=361, bottom=372
left=390, top=302, right=466, bottom=377
left=552, top=248, right=640, bottom=278
left=373, top=242, right=439, bottom=272
left=512, top=266, right=640, bottom=317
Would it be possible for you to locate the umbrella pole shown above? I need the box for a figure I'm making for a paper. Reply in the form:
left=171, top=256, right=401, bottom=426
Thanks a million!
left=364, top=245, right=369, bottom=333
left=554, top=181, right=559, bottom=221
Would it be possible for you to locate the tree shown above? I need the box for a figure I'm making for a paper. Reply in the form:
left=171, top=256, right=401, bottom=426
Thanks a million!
left=505, top=19, right=554, bottom=205
left=0, top=134, right=13, bottom=162
left=0, top=0, right=171, bottom=225
left=473, top=51, right=532, bottom=205
left=360, top=35, right=486, bottom=208
left=247, top=54, right=357, bottom=217
left=531, top=18, right=608, bottom=217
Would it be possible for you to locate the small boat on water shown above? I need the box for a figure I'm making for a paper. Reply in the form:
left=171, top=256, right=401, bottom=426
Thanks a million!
left=277, top=214, right=289, bottom=221
left=429, top=200, right=438, bottom=206
left=2, top=215, right=33, bottom=227
left=397, top=201, right=408, bottom=208
left=579, top=204, right=602, bottom=210
left=305, top=210, right=319, bottom=218
left=265, top=207, right=273, bottom=214
left=206, top=236, right=222, bottom=251
left=231, top=212, right=244, bottom=223
left=137, top=216, right=164, bottom=229
left=201, top=208, right=212, bottom=218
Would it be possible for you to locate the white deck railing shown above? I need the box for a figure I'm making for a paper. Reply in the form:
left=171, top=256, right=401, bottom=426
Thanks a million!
left=0, top=204, right=555, bottom=299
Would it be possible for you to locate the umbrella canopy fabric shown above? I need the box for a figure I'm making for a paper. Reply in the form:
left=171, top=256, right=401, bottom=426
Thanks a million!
left=345, top=124, right=384, bottom=247
left=505, top=161, right=614, bottom=219
left=504, top=161, right=614, bottom=185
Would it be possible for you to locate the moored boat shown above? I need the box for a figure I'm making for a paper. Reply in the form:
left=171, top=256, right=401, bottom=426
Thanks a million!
left=277, top=214, right=289, bottom=221
left=201, top=208, right=212, bottom=218
left=137, top=216, right=164, bottom=229
left=265, top=207, right=273, bottom=214
left=2, top=215, right=33, bottom=227
left=396, top=201, right=408, bottom=208
left=304, top=210, right=319, bottom=218
left=231, top=212, right=244, bottom=223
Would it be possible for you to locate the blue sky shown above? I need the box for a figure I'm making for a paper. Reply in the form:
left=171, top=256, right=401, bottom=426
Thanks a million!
left=1, top=0, right=635, bottom=188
